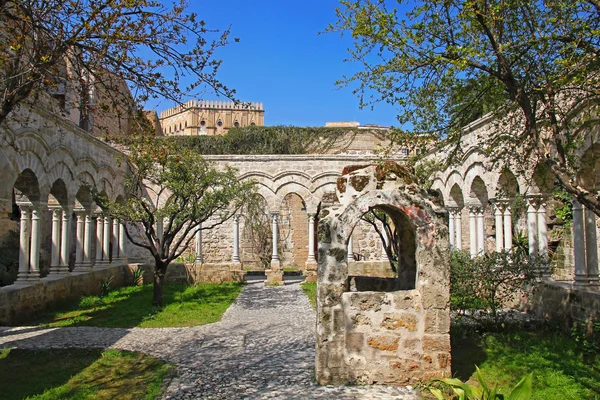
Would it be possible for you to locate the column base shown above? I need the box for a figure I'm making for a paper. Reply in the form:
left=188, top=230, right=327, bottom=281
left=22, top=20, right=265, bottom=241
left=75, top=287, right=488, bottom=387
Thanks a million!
left=265, top=269, right=284, bottom=286
left=25, top=272, right=40, bottom=281
left=49, top=266, right=71, bottom=277
left=302, top=270, right=317, bottom=283
left=270, top=259, right=281, bottom=271
left=305, top=260, right=317, bottom=271
left=73, top=263, right=93, bottom=273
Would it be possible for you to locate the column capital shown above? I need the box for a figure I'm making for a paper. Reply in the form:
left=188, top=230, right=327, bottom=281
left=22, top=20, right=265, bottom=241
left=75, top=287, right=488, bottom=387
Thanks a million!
left=233, top=213, right=241, bottom=222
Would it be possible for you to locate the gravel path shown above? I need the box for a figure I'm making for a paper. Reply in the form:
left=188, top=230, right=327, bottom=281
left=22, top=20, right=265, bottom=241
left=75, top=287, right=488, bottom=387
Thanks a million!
left=0, top=276, right=418, bottom=399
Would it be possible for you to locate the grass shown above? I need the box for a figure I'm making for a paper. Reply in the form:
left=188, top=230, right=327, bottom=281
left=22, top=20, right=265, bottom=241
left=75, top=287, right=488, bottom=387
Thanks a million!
left=451, top=325, right=600, bottom=399
left=24, top=282, right=243, bottom=328
left=301, top=282, right=316, bottom=308
left=0, top=348, right=171, bottom=400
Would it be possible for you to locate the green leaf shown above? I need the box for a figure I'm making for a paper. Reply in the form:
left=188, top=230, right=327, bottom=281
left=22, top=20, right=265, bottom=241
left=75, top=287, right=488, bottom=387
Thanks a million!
left=429, top=387, right=445, bottom=400
left=507, top=373, right=533, bottom=400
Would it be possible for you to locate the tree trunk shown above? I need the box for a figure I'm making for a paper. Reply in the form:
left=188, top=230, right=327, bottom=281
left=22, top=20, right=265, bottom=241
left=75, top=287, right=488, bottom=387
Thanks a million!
left=153, top=261, right=168, bottom=306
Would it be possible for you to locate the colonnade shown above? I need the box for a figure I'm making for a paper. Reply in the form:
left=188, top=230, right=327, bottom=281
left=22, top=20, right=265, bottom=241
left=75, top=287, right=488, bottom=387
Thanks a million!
left=14, top=203, right=127, bottom=284
left=446, top=194, right=599, bottom=285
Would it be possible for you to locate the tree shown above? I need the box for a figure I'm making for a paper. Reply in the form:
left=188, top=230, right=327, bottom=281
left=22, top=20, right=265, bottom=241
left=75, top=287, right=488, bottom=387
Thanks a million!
left=0, top=0, right=234, bottom=129
left=330, top=0, right=600, bottom=216
left=360, top=208, right=399, bottom=274
left=96, top=139, right=254, bottom=306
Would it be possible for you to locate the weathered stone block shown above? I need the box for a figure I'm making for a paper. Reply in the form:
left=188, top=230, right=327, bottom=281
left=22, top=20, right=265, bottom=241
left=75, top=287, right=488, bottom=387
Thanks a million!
left=381, top=312, right=417, bottom=331
left=422, top=334, right=451, bottom=352
left=367, top=335, right=400, bottom=351
left=346, top=332, right=365, bottom=353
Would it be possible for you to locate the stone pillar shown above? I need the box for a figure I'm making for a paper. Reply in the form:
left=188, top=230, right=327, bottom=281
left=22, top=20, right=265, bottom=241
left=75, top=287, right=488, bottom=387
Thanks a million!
left=50, top=207, right=62, bottom=275
left=347, top=234, right=354, bottom=262
left=449, top=209, right=456, bottom=251
left=59, top=208, right=71, bottom=274
left=266, top=211, right=283, bottom=285
left=195, top=224, right=203, bottom=264
left=527, top=198, right=538, bottom=256
left=82, top=212, right=93, bottom=269
left=476, top=207, right=485, bottom=255
left=94, top=214, right=104, bottom=265
left=74, top=211, right=85, bottom=269
left=503, top=204, right=512, bottom=251
left=232, top=215, right=240, bottom=264
left=469, top=206, right=477, bottom=258
left=16, top=206, right=31, bottom=283
left=306, top=214, right=316, bottom=264
left=455, top=208, right=462, bottom=250
left=112, top=218, right=119, bottom=261
left=537, top=201, right=548, bottom=258
left=28, top=207, right=42, bottom=280
left=494, top=203, right=503, bottom=253
left=102, top=216, right=111, bottom=264
left=118, top=223, right=127, bottom=262
left=270, top=212, right=280, bottom=268
left=585, top=207, right=599, bottom=285
left=573, top=199, right=587, bottom=285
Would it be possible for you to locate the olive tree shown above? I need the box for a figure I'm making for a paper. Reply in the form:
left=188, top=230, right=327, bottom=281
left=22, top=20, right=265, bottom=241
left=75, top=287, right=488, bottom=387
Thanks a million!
left=97, top=139, right=254, bottom=306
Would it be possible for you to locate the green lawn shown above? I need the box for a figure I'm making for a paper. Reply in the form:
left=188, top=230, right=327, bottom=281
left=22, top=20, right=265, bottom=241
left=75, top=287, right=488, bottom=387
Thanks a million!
left=24, top=282, right=243, bottom=328
left=301, top=281, right=316, bottom=308
left=451, top=326, right=600, bottom=399
left=0, top=348, right=171, bottom=400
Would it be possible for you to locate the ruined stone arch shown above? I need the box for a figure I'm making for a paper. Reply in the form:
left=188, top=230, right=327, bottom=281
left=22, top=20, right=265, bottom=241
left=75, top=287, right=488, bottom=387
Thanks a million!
left=496, top=169, right=520, bottom=199
left=316, top=165, right=450, bottom=386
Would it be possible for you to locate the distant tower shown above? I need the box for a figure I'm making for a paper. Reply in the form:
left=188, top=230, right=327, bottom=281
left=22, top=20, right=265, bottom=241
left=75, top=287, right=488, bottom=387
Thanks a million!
left=159, top=100, right=265, bottom=136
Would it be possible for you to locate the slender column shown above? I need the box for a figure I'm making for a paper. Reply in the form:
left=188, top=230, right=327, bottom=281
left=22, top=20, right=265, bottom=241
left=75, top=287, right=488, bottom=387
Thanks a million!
left=112, top=218, right=119, bottom=261
left=585, top=207, right=599, bottom=285
left=306, top=214, right=316, bottom=263
left=74, top=211, right=85, bottom=269
left=573, top=199, right=587, bottom=285
left=494, top=203, right=504, bottom=253
left=16, top=206, right=31, bottom=282
left=469, top=206, right=477, bottom=258
left=271, top=212, right=279, bottom=262
left=118, top=223, right=127, bottom=262
left=28, top=207, right=41, bottom=280
left=195, top=223, right=203, bottom=264
left=82, top=212, right=93, bottom=268
left=347, top=234, right=354, bottom=262
left=537, top=201, right=548, bottom=257
left=449, top=209, right=456, bottom=251
left=455, top=209, right=462, bottom=250
left=59, top=208, right=71, bottom=274
left=50, top=208, right=62, bottom=275
left=95, top=214, right=104, bottom=265
left=232, top=215, right=240, bottom=264
left=102, top=216, right=111, bottom=264
left=503, top=205, right=512, bottom=251
left=527, top=198, right=539, bottom=256
left=476, top=207, right=485, bottom=255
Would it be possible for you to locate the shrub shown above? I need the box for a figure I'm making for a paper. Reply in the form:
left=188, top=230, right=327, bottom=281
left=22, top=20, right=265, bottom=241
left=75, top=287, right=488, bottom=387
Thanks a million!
left=450, top=249, right=542, bottom=324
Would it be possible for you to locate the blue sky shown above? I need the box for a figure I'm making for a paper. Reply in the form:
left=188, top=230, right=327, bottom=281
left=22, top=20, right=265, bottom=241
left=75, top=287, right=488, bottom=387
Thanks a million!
left=150, top=0, right=400, bottom=127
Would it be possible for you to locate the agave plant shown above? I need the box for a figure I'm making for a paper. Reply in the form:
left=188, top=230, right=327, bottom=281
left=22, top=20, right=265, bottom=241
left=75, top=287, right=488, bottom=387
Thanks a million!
left=429, top=367, right=532, bottom=400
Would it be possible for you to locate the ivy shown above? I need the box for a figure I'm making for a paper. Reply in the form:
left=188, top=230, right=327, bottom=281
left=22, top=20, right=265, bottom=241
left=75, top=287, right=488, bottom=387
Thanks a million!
left=165, top=125, right=375, bottom=155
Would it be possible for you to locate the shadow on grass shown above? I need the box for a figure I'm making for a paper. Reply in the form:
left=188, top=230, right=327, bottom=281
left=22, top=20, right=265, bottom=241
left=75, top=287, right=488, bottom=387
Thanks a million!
left=21, top=283, right=243, bottom=329
left=451, top=324, right=600, bottom=398
left=0, top=348, right=100, bottom=400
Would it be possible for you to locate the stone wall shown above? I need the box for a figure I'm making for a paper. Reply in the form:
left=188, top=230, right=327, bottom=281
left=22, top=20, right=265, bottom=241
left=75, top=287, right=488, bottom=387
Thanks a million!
left=0, top=263, right=134, bottom=325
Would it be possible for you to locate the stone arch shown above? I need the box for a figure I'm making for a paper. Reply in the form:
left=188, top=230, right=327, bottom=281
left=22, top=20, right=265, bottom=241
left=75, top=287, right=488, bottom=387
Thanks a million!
left=531, top=162, right=554, bottom=195
left=449, top=183, right=465, bottom=208
left=48, top=179, right=69, bottom=208
left=469, top=176, right=488, bottom=206
left=14, top=168, right=41, bottom=204
left=14, top=151, right=48, bottom=194
left=74, top=184, right=94, bottom=210
left=496, top=169, right=520, bottom=198
left=577, top=143, right=600, bottom=191
left=316, top=168, right=450, bottom=385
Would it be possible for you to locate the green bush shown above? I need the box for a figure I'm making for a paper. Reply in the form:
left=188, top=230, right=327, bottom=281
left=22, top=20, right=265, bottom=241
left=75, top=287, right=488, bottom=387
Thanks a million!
left=0, top=230, right=19, bottom=286
left=166, top=125, right=357, bottom=155
left=450, top=249, right=542, bottom=324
